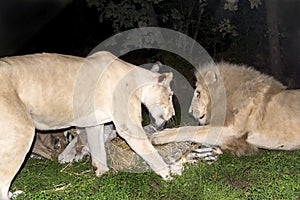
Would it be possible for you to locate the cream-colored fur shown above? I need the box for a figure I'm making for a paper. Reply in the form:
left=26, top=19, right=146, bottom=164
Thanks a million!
left=0, top=51, right=176, bottom=199
left=152, top=62, right=300, bottom=156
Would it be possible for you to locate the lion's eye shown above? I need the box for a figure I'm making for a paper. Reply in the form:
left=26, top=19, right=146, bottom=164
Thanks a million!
left=196, top=91, right=200, bottom=98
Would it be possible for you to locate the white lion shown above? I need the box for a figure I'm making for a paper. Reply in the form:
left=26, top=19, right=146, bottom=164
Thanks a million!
left=152, top=62, right=300, bottom=156
left=0, top=51, right=177, bottom=200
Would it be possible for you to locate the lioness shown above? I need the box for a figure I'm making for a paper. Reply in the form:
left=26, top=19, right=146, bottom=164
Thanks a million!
left=0, top=51, right=176, bottom=200
left=152, top=62, right=300, bottom=156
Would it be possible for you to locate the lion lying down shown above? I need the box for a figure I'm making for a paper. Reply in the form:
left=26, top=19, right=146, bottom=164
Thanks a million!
left=152, top=62, right=300, bottom=156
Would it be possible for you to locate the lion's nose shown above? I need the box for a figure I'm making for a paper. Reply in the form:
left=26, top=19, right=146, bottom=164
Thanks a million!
left=189, top=106, right=196, bottom=117
left=188, top=106, right=193, bottom=115
left=188, top=111, right=195, bottom=118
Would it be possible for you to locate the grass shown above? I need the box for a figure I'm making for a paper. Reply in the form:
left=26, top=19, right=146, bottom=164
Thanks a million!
left=11, top=149, right=300, bottom=200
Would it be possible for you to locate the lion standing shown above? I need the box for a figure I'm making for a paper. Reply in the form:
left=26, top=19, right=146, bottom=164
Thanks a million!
left=0, top=52, right=177, bottom=200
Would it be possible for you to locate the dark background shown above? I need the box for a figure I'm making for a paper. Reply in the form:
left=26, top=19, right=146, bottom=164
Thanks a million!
left=0, top=0, right=299, bottom=88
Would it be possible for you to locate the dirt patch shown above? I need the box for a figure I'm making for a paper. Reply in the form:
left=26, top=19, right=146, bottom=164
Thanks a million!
left=229, top=180, right=256, bottom=190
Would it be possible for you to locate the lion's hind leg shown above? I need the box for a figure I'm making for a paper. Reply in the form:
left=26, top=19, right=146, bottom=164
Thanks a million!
left=222, top=133, right=258, bottom=157
left=0, top=95, right=35, bottom=200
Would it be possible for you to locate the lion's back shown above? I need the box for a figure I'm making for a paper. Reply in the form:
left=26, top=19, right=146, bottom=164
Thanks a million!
left=217, top=62, right=285, bottom=98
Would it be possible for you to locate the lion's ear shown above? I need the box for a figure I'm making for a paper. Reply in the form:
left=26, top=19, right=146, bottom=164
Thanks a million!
left=150, top=61, right=162, bottom=73
left=158, top=72, right=173, bottom=86
left=204, top=71, right=217, bottom=84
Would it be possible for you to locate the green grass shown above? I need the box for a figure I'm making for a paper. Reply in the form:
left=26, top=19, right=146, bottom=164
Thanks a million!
left=12, top=150, right=300, bottom=200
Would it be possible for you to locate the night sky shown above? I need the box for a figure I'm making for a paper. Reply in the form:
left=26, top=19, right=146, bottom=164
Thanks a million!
left=0, top=0, right=69, bottom=56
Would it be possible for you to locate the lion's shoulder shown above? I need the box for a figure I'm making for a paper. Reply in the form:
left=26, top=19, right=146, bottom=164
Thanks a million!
left=220, top=63, right=287, bottom=129
left=219, top=62, right=285, bottom=91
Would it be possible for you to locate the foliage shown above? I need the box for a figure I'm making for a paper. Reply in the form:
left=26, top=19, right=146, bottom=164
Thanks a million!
left=12, top=149, right=300, bottom=199
left=84, top=0, right=267, bottom=67
left=86, top=0, right=149, bottom=32
left=85, top=0, right=262, bottom=38
left=248, top=0, right=262, bottom=9
left=224, top=0, right=262, bottom=11
left=213, top=19, right=238, bottom=38
left=85, top=0, right=237, bottom=49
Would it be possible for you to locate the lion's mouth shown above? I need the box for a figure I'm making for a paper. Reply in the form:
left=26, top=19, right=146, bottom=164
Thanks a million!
left=154, top=115, right=175, bottom=130
left=198, top=114, right=207, bottom=125
left=199, top=114, right=205, bottom=119
left=163, top=115, right=175, bottom=129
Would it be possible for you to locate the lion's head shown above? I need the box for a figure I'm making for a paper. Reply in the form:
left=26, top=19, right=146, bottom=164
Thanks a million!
left=141, top=72, right=175, bottom=128
left=189, top=67, right=219, bottom=125
left=189, top=83, right=211, bottom=125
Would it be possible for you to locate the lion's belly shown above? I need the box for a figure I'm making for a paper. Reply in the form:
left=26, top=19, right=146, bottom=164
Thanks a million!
left=30, top=104, right=75, bottom=130
left=31, top=110, right=112, bottom=130
left=247, top=130, right=300, bottom=150
left=17, top=78, right=113, bottom=130
left=33, top=120, right=72, bottom=130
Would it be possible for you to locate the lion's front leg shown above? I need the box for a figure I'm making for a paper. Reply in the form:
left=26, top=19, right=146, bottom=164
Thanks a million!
left=152, top=126, right=258, bottom=157
left=86, top=125, right=109, bottom=177
left=116, top=125, right=178, bottom=180
left=151, top=126, right=211, bottom=145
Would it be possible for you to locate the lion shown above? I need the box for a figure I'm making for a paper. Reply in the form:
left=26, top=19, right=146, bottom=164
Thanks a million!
left=152, top=62, right=300, bottom=156
left=0, top=51, right=177, bottom=200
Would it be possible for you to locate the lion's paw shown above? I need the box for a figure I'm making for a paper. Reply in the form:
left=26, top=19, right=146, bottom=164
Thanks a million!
left=170, top=160, right=184, bottom=176
left=8, top=190, right=23, bottom=199
left=93, top=165, right=109, bottom=177
left=91, top=161, right=109, bottom=177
